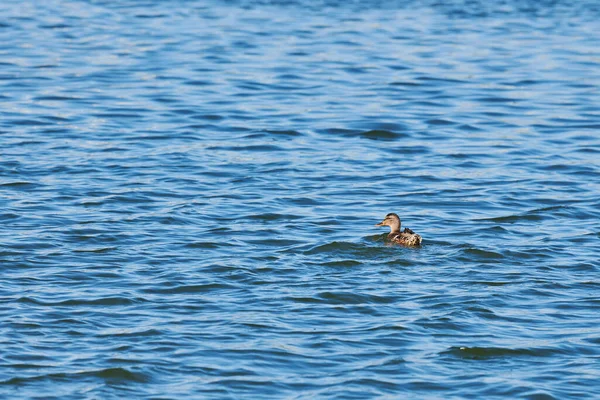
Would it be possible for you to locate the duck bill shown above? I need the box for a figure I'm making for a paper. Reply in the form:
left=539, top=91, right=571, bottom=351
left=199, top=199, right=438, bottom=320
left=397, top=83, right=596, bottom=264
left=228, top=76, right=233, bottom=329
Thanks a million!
left=375, top=221, right=385, bottom=227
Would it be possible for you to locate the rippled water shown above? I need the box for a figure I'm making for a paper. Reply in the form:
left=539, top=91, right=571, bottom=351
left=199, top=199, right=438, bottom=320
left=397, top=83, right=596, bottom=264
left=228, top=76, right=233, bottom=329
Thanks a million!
left=2, top=0, right=600, bottom=398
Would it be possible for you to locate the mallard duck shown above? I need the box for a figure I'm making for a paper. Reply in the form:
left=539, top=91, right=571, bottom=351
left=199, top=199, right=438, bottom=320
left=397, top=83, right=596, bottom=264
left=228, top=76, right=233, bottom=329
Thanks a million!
left=375, top=213, right=422, bottom=246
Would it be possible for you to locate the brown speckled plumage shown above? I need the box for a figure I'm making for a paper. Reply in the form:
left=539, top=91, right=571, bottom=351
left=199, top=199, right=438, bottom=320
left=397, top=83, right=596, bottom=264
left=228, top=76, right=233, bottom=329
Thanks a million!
left=375, top=213, right=422, bottom=246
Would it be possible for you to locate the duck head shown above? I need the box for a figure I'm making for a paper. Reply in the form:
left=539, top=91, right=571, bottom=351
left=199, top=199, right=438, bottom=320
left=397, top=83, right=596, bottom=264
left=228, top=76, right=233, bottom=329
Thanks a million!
left=375, top=213, right=401, bottom=233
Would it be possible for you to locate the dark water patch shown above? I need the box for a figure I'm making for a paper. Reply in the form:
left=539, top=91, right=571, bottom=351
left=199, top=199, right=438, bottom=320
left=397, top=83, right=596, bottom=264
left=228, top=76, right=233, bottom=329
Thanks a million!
left=353, top=121, right=409, bottom=132
left=244, top=213, right=303, bottom=221
left=284, top=196, right=320, bottom=206
left=183, top=79, right=213, bottom=86
left=206, top=144, right=284, bottom=152
left=73, top=247, right=118, bottom=253
left=319, top=260, right=363, bottom=268
left=0, top=181, right=39, bottom=189
left=319, top=127, right=361, bottom=136
left=275, top=73, right=303, bottom=80
left=457, top=123, right=483, bottom=132
left=509, top=79, right=542, bottom=86
left=192, top=114, right=225, bottom=121
left=10, top=119, right=53, bottom=126
left=321, top=291, right=396, bottom=305
left=460, top=247, right=504, bottom=260
left=263, top=129, right=303, bottom=136
left=389, top=81, right=421, bottom=87
left=2, top=367, right=149, bottom=385
left=91, top=113, right=145, bottom=119
left=387, top=64, right=411, bottom=71
left=381, top=145, right=430, bottom=155
left=15, top=296, right=141, bottom=307
left=142, top=283, right=238, bottom=294
left=444, top=346, right=566, bottom=360
left=41, top=115, right=72, bottom=122
left=135, top=13, right=168, bottom=19
left=427, top=118, right=456, bottom=126
left=33, top=95, right=80, bottom=101
left=476, top=212, right=553, bottom=224
left=360, top=130, right=404, bottom=141
left=304, top=241, right=366, bottom=255
left=416, top=76, right=466, bottom=84
left=38, top=23, right=72, bottom=29
left=502, top=249, right=554, bottom=260
left=184, top=241, right=235, bottom=249
left=288, top=291, right=395, bottom=305
left=471, top=280, right=515, bottom=287
left=319, top=128, right=406, bottom=141
left=562, top=124, right=600, bottom=130
left=473, top=225, right=510, bottom=234
left=410, top=100, right=448, bottom=108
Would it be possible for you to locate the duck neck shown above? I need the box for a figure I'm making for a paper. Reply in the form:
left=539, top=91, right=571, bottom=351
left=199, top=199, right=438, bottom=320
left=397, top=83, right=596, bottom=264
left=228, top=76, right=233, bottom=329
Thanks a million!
left=389, top=221, right=401, bottom=233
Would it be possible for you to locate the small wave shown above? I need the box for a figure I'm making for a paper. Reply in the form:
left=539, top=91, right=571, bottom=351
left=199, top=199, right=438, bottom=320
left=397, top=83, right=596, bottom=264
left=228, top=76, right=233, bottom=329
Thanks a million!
left=478, top=214, right=542, bottom=223
left=184, top=241, right=235, bottom=249
left=361, top=129, right=404, bottom=141
left=476, top=206, right=570, bottom=224
left=11, top=119, right=52, bottom=126
left=304, top=241, right=362, bottom=254
left=417, top=76, right=465, bottom=84
left=247, top=238, right=305, bottom=247
left=73, top=247, right=117, bottom=253
left=97, top=328, right=163, bottom=337
left=192, top=114, right=224, bottom=121
left=475, top=225, right=510, bottom=234
left=381, top=145, right=430, bottom=155
left=427, top=118, right=456, bottom=126
left=471, top=281, right=513, bottom=286
left=0, top=181, right=38, bottom=188
left=477, top=96, right=519, bottom=103
left=243, top=213, right=302, bottom=221
left=457, top=123, right=483, bottom=131
left=91, top=112, right=144, bottom=119
left=263, top=129, right=303, bottom=136
left=462, top=247, right=504, bottom=259
left=320, top=260, right=363, bottom=267
left=34, top=95, right=80, bottom=101
left=289, top=291, right=395, bottom=305
left=142, top=283, right=238, bottom=294
left=184, top=79, right=212, bottom=86
left=389, top=80, right=421, bottom=86
left=510, top=79, right=541, bottom=86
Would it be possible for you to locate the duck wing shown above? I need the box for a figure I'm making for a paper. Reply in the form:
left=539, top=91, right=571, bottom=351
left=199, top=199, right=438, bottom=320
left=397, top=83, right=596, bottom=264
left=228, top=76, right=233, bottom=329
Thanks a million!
left=392, top=230, right=422, bottom=246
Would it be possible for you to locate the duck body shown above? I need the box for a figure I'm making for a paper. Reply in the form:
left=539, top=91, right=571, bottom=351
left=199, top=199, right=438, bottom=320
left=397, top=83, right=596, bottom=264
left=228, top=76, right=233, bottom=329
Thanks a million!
left=375, top=213, right=422, bottom=246
left=388, top=228, right=422, bottom=246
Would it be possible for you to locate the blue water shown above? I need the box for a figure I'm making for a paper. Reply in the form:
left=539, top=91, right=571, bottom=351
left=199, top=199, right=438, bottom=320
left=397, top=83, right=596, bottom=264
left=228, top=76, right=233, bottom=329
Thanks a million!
left=2, top=0, right=600, bottom=398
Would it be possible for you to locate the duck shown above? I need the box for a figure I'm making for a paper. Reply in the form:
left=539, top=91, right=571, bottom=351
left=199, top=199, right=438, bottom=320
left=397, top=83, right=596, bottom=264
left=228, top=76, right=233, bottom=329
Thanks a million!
left=375, top=213, right=422, bottom=246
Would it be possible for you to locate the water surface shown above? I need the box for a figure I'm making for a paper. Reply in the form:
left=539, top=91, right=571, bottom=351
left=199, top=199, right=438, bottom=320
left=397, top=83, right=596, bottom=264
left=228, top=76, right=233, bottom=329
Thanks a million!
left=1, top=0, right=600, bottom=398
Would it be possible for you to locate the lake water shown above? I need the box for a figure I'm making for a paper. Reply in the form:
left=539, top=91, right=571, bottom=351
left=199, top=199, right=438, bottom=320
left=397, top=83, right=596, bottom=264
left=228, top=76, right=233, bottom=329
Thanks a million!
left=1, top=0, right=600, bottom=398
